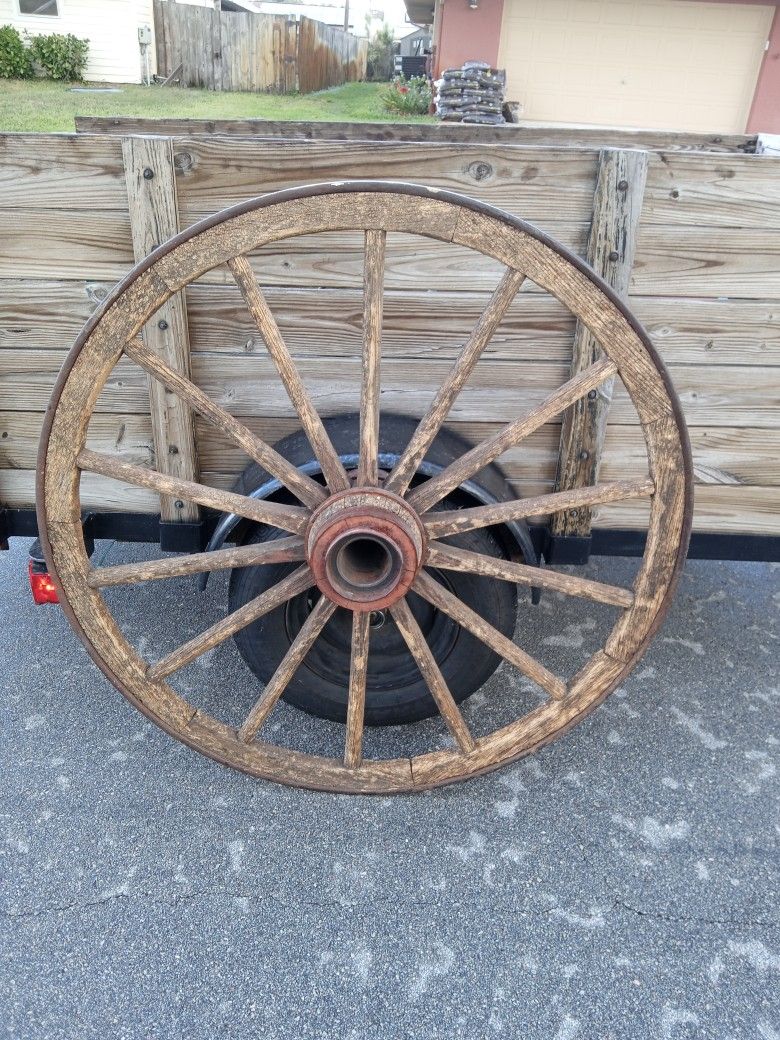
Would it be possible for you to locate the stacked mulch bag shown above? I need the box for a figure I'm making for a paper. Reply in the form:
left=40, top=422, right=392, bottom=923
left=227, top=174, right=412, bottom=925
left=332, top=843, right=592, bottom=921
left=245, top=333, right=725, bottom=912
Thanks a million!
left=434, top=61, right=506, bottom=124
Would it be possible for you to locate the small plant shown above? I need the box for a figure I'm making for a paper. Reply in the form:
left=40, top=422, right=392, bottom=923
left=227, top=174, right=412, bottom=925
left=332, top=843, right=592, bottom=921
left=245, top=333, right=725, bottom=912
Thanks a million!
left=29, top=31, right=89, bottom=81
left=0, top=24, right=33, bottom=79
left=380, top=75, right=432, bottom=116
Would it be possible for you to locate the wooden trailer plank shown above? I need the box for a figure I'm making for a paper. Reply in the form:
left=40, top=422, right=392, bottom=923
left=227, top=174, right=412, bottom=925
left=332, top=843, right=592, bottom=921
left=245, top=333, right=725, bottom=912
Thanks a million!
left=1, top=412, right=155, bottom=470
left=0, top=351, right=150, bottom=414
left=170, top=138, right=780, bottom=233
left=591, top=485, right=780, bottom=535
left=3, top=466, right=776, bottom=535
left=2, top=280, right=778, bottom=368
left=4, top=213, right=778, bottom=300
left=0, top=470, right=159, bottom=512
left=170, top=138, right=599, bottom=224
left=4, top=350, right=778, bottom=428
left=73, top=116, right=757, bottom=153
left=191, top=416, right=780, bottom=489
left=7, top=412, right=778, bottom=490
left=0, top=209, right=133, bottom=281
left=0, top=135, right=127, bottom=211
left=0, top=279, right=110, bottom=350
left=552, top=148, right=648, bottom=539
left=123, top=136, right=199, bottom=524
left=632, top=225, right=780, bottom=299
left=181, top=226, right=780, bottom=300
left=2, top=128, right=755, bottom=230
left=643, top=153, right=780, bottom=230
left=181, top=285, right=780, bottom=367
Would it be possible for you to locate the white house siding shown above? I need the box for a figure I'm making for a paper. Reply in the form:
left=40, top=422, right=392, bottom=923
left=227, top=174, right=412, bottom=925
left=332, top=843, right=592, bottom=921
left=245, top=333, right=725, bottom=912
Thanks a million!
left=0, top=0, right=156, bottom=83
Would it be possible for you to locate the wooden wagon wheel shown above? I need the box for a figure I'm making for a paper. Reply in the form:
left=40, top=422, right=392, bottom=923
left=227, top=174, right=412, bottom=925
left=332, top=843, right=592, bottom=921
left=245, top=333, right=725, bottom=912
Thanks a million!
left=37, top=182, right=692, bottom=793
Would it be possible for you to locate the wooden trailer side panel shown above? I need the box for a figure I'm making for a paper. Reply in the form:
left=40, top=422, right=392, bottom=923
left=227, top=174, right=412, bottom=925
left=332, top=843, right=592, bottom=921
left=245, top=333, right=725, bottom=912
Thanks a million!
left=1, top=132, right=778, bottom=539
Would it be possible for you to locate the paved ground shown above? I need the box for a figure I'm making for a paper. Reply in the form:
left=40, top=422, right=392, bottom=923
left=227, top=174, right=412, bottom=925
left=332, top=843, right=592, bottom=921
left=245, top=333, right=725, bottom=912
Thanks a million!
left=1, top=536, right=778, bottom=1040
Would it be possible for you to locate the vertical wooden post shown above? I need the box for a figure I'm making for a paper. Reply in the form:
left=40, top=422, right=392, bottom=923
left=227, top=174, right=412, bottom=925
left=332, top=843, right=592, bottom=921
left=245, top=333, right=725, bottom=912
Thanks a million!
left=122, top=136, right=200, bottom=530
left=212, top=7, right=223, bottom=92
left=549, top=148, right=648, bottom=554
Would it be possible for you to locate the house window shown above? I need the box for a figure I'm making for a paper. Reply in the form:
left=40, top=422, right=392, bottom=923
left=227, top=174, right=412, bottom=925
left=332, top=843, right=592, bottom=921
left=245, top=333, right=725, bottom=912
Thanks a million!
left=18, top=0, right=60, bottom=15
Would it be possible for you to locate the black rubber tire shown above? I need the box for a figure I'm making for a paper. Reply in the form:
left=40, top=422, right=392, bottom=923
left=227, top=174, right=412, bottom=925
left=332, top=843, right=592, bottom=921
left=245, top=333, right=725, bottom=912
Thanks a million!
left=228, top=414, right=518, bottom=727
left=230, top=522, right=517, bottom=726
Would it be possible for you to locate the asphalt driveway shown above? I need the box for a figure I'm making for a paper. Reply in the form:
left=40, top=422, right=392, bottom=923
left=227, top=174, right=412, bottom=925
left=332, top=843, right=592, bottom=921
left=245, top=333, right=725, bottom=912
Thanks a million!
left=1, top=536, right=778, bottom=1039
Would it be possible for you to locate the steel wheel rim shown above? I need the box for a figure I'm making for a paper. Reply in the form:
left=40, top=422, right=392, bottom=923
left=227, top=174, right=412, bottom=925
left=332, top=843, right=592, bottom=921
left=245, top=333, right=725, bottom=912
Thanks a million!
left=37, top=182, right=693, bottom=793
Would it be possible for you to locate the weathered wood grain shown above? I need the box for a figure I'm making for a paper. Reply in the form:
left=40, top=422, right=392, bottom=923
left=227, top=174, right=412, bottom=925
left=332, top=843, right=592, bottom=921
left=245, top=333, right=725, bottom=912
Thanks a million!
left=413, top=570, right=567, bottom=700
left=2, top=412, right=155, bottom=470
left=357, top=229, right=385, bottom=486
left=0, top=279, right=111, bottom=351
left=385, top=267, right=526, bottom=496
left=389, top=596, right=476, bottom=754
left=552, top=148, right=648, bottom=538
left=5, top=281, right=778, bottom=367
left=228, top=255, right=350, bottom=493
left=88, top=535, right=305, bottom=587
left=423, top=479, right=654, bottom=537
left=426, top=541, right=636, bottom=608
left=408, top=358, right=618, bottom=513
left=0, top=209, right=133, bottom=281
left=123, top=136, right=199, bottom=523
left=344, top=611, right=370, bottom=769
left=147, top=565, right=315, bottom=682
left=125, top=338, right=327, bottom=509
left=4, top=350, right=779, bottom=429
left=238, top=595, right=337, bottom=743
left=0, top=135, right=126, bottom=211
left=171, top=139, right=598, bottom=224
left=77, top=448, right=310, bottom=534
left=74, top=116, right=757, bottom=153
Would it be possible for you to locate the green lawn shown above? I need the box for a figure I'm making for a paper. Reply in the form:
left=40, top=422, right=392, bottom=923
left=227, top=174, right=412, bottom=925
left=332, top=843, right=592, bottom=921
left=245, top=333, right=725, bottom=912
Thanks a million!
left=0, top=79, right=435, bottom=132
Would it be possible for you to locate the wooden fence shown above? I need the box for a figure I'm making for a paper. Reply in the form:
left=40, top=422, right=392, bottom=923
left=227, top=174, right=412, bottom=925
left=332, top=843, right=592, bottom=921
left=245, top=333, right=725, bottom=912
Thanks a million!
left=153, top=0, right=365, bottom=94
left=297, top=17, right=368, bottom=94
left=0, top=128, right=778, bottom=543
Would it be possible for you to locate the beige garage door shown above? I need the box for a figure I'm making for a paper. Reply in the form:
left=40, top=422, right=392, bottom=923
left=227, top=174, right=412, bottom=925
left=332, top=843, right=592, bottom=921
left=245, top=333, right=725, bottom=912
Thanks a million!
left=498, top=0, right=772, bottom=132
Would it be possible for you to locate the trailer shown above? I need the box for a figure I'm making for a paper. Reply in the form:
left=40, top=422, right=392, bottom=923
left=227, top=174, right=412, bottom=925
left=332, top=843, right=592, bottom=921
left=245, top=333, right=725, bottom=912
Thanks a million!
left=1, top=120, right=778, bottom=792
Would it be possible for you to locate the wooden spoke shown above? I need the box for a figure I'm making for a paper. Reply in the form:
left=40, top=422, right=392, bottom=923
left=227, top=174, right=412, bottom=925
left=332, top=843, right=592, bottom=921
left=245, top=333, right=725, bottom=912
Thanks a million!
left=88, top=536, right=305, bottom=589
left=423, top=479, right=655, bottom=538
left=385, top=267, right=526, bottom=496
left=390, top=597, right=476, bottom=754
left=344, top=611, right=370, bottom=768
left=427, top=541, right=635, bottom=609
left=77, top=449, right=309, bottom=535
left=227, top=255, right=350, bottom=493
left=414, top=570, right=567, bottom=701
left=238, top=595, right=337, bottom=743
left=408, top=357, right=618, bottom=514
left=357, top=229, right=386, bottom=486
left=125, top=338, right=326, bottom=509
left=148, top=565, right=314, bottom=682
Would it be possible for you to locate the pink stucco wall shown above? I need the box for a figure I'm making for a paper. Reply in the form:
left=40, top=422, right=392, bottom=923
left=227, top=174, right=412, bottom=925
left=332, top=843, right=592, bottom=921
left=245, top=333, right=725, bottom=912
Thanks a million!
left=433, top=0, right=504, bottom=78
left=747, top=5, right=780, bottom=132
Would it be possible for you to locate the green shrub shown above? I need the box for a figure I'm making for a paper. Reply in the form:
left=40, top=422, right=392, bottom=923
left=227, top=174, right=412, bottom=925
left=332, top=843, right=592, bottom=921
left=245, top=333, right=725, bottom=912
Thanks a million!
left=366, top=24, right=394, bottom=82
left=380, top=75, right=432, bottom=116
left=29, top=31, right=89, bottom=81
left=0, top=24, right=33, bottom=79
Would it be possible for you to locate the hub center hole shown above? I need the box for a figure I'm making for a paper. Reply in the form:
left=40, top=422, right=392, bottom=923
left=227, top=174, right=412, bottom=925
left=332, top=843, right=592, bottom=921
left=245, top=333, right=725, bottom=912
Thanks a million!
left=334, top=536, right=393, bottom=590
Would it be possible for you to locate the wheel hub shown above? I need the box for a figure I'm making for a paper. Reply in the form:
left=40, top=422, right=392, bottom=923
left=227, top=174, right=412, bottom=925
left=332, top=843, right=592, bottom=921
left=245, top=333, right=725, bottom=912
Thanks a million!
left=306, top=488, right=426, bottom=611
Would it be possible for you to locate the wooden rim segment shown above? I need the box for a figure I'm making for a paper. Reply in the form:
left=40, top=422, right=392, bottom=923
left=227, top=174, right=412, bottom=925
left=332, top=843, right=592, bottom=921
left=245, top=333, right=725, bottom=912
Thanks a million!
left=37, top=182, right=693, bottom=794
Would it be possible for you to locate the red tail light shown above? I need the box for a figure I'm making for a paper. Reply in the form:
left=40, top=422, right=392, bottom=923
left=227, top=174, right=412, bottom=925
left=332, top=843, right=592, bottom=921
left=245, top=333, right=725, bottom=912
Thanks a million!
left=29, top=559, right=59, bottom=605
